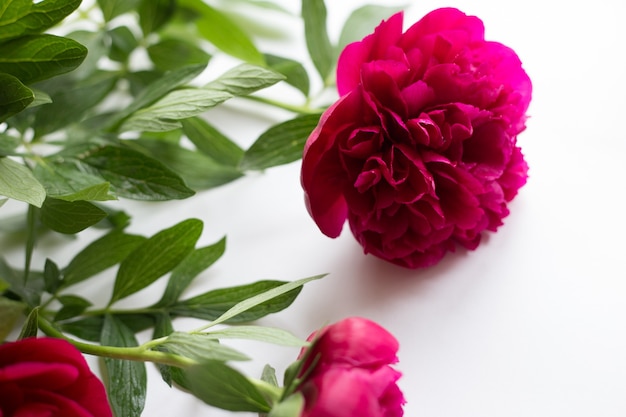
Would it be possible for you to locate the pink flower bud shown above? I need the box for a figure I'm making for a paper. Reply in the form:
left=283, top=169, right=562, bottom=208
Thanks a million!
left=296, top=317, right=405, bottom=416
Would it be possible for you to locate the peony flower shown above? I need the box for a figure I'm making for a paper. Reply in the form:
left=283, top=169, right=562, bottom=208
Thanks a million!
left=296, top=317, right=405, bottom=417
left=0, top=337, right=112, bottom=417
left=301, top=9, right=532, bottom=268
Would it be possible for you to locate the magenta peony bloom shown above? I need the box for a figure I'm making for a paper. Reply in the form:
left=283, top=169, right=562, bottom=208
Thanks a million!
left=0, top=337, right=113, bottom=417
left=296, top=317, right=405, bottom=417
left=301, top=9, right=532, bottom=268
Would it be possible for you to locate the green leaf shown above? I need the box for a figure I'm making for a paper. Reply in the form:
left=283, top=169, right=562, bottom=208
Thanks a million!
left=268, top=393, right=305, bottom=417
left=0, top=257, right=19, bottom=288
left=0, top=34, right=87, bottom=84
left=43, top=258, right=61, bottom=293
left=282, top=359, right=303, bottom=392
left=18, top=306, right=39, bottom=339
left=240, top=113, right=321, bottom=170
left=78, top=145, right=195, bottom=200
left=101, top=314, right=147, bottom=417
left=107, top=26, right=138, bottom=62
left=53, top=294, right=92, bottom=322
left=186, top=360, right=271, bottom=412
left=52, top=181, right=113, bottom=202
left=152, top=313, right=174, bottom=384
left=261, top=364, right=278, bottom=387
left=97, top=0, right=142, bottom=22
left=110, top=219, right=203, bottom=304
left=206, top=63, right=284, bottom=97
left=0, top=72, right=34, bottom=122
left=171, top=278, right=318, bottom=324
left=60, top=314, right=156, bottom=342
left=33, top=162, right=115, bottom=202
left=195, top=6, right=283, bottom=41
left=33, top=71, right=119, bottom=136
left=160, top=332, right=250, bottom=362
left=147, top=38, right=211, bottom=72
left=0, top=0, right=82, bottom=42
left=181, top=0, right=264, bottom=65
left=204, top=326, right=307, bottom=347
left=57, top=294, right=92, bottom=309
left=62, top=230, right=147, bottom=287
left=0, top=296, right=25, bottom=342
left=140, top=128, right=183, bottom=143
left=120, top=87, right=233, bottom=132
left=117, top=314, right=157, bottom=336
left=0, top=157, right=46, bottom=207
left=91, top=204, right=131, bottom=230
left=59, top=316, right=105, bottom=342
left=265, top=54, right=310, bottom=96
left=151, top=314, right=193, bottom=390
left=207, top=275, right=323, bottom=327
left=0, top=258, right=43, bottom=307
left=108, top=63, right=206, bottom=130
left=131, top=139, right=243, bottom=190
left=138, top=0, right=175, bottom=35
left=223, top=0, right=293, bottom=15
left=153, top=313, right=174, bottom=340
left=64, top=30, right=108, bottom=80
left=27, top=88, right=52, bottom=108
left=337, top=5, right=406, bottom=53
left=156, top=237, right=226, bottom=306
left=124, top=70, right=163, bottom=98
left=120, top=64, right=284, bottom=132
left=181, top=117, right=244, bottom=167
left=0, top=133, right=22, bottom=156
left=302, top=0, right=334, bottom=82
left=40, top=197, right=108, bottom=234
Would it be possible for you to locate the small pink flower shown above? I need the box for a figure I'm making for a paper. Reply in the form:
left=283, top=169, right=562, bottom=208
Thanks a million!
left=0, top=337, right=113, bottom=417
left=302, top=9, right=532, bottom=268
left=296, top=317, right=405, bottom=417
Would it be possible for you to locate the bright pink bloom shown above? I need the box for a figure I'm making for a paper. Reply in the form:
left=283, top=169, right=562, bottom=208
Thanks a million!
left=297, top=317, right=405, bottom=417
left=302, top=9, right=532, bottom=268
left=0, top=337, right=113, bottom=417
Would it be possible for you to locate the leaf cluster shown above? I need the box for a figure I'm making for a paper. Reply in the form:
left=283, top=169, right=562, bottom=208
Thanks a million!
left=0, top=0, right=403, bottom=227
left=0, top=0, right=405, bottom=416
left=0, top=0, right=326, bottom=222
left=1, top=211, right=322, bottom=416
left=0, top=0, right=86, bottom=122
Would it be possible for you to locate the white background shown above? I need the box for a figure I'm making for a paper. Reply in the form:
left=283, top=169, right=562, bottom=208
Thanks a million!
left=4, top=0, right=626, bottom=416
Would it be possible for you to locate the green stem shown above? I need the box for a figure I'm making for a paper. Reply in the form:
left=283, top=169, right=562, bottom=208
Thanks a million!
left=37, top=317, right=196, bottom=368
left=23, top=204, right=37, bottom=285
left=242, top=95, right=324, bottom=115
left=82, top=306, right=164, bottom=317
left=249, top=378, right=283, bottom=403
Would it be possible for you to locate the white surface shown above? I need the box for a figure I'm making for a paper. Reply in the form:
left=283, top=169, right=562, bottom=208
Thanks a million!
left=5, top=0, right=626, bottom=416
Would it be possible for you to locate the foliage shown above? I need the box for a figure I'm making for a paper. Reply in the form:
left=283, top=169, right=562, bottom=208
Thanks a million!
left=0, top=0, right=402, bottom=416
